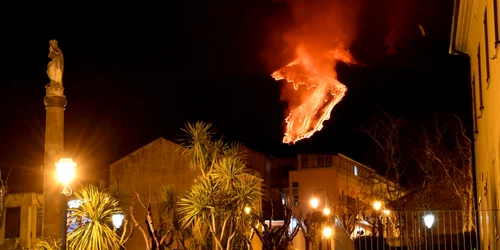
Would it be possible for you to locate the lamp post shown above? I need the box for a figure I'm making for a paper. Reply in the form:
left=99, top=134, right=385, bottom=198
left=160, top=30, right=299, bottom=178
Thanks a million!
left=56, top=158, right=77, bottom=250
left=372, top=201, right=382, bottom=237
left=423, top=213, right=435, bottom=249
left=310, top=189, right=330, bottom=216
left=322, top=226, right=332, bottom=250
left=310, top=189, right=330, bottom=250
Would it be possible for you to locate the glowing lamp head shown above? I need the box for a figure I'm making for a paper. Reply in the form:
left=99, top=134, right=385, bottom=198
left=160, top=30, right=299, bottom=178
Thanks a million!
left=322, top=207, right=331, bottom=216
left=310, top=197, right=319, bottom=209
left=383, top=209, right=390, bottom=216
left=323, top=226, right=333, bottom=238
left=423, top=214, right=435, bottom=229
left=56, top=158, right=77, bottom=185
left=373, top=201, right=382, bottom=211
left=244, top=206, right=251, bottom=214
left=112, top=212, right=124, bottom=229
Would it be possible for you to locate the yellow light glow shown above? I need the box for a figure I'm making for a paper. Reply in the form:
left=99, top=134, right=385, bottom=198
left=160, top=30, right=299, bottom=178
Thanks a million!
left=310, top=197, right=319, bottom=208
left=373, top=201, right=382, bottom=211
left=383, top=209, right=390, bottom=216
left=244, top=206, right=251, bottom=214
left=323, top=207, right=331, bottom=216
left=56, top=158, right=77, bottom=185
left=323, top=226, right=333, bottom=238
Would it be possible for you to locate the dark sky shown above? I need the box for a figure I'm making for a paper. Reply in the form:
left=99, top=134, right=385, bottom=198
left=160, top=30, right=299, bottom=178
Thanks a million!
left=1, top=0, right=470, bottom=187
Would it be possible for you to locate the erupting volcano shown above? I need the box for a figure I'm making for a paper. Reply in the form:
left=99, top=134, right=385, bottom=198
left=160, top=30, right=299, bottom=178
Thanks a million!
left=272, top=46, right=355, bottom=144
left=267, top=0, right=360, bottom=144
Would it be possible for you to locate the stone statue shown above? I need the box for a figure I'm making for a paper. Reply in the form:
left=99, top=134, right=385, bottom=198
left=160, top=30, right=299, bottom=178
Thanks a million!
left=46, top=40, right=65, bottom=97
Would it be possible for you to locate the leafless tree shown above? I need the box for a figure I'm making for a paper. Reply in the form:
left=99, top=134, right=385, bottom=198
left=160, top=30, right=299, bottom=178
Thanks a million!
left=365, top=112, right=474, bottom=231
left=336, top=185, right=371, bottom=236
left=251, top=201, right=300, bottom=250
left=336, top=173, right=404, bottom=238
left=129, top=186, right=193, bottom=250
left=364, top=112, right=408, bottom=209
left=413, top=114, right=474, bottom=230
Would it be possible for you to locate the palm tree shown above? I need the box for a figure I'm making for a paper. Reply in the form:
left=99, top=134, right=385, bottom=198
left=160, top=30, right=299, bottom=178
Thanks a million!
left=178, top=121, right=262, bottom=250
left=67, top=184, right=124, bottom=249
left=146, top=185, right=194, bottom=249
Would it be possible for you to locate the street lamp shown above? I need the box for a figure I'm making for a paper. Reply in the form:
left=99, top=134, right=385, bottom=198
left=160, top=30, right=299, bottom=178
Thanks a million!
left=322, top=207, right=331, bottom=216
left=310, top=189, right=330, bottom=215
left=310, top=197, right=320, bottom=209
left=244, top=206, right=251, bottom=214
left=372, top=201, right=383, bottom=237
left=322, top=226, right=332, bottom=238
left=323, top=226, right=333, bottom=250
left=56, top=158, right=77, bottom=250
left=423, top=213, right=435, bottom=229
left=310, top=189, right=330, bottom=250
left=423, top=213, right=435, bottom=248
left=112, top=211, right=125, bottom=230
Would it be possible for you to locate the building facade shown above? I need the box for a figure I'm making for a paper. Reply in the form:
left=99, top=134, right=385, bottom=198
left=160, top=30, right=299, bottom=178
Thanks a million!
left=109, top=138, right=200, bottom=249
left=109, top=137, right=285, bottom=249
left=288, top=153, right=404, bottom=248
left=450, top=0, right=500, bottom=249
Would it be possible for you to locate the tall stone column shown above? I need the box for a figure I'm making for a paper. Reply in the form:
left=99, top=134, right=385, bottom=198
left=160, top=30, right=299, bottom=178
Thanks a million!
left=43, top=40, right=67, bottom=238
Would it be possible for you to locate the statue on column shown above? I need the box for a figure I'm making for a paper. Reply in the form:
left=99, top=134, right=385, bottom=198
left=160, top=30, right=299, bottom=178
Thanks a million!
left=46, top=40, right=65, bottom=97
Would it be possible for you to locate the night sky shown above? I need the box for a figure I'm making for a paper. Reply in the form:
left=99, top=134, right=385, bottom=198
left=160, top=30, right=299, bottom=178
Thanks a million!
left=1, top=0, right=471, bottom=188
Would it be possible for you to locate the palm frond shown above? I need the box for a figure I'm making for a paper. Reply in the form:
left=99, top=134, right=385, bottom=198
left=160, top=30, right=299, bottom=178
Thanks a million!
left=160, top=185, right=177, bottom=215
left=180, top=121, right=217, bottom=174
left=178, top=176, right=217, bottom=229
left=67, top=184, right=123, bottom=250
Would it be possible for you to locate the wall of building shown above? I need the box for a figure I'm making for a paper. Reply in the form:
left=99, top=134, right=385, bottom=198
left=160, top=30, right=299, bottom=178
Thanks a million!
left=109, top=138, right=199, bottom=249
left=0, top=192, right=42, bottom=249
left=452, top=0, right=500, bottom=249
left=289, top=156, right=366, bottom=218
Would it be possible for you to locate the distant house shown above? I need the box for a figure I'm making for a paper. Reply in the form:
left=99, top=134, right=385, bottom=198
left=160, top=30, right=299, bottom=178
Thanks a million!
left=289, top=153, right=406, bottom=249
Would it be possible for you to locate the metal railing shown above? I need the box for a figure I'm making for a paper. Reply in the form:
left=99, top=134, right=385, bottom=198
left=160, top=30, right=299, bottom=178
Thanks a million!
left=346, top=210, right=497, bottom=250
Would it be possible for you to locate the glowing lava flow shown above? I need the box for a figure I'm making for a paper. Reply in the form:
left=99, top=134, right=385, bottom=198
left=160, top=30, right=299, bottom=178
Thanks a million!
left=272, top=46, right=354, bottom=144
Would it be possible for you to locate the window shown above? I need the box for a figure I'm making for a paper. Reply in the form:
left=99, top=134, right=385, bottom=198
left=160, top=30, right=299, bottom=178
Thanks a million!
left=472, top=72, right=479, bottom=138
left=317, top=156, right=325, bottom=167
left=292, top=182, right=299, bottom=206
left=483, top=8, right=491, bottom=84
left=477, top=44, right=484, bottom=115
left=325, top=156, right=332, bottom=167
left=301, top=156, right=309, bottom=169
left=354, top=165, right=358, bottom=176
left=494, top=0, right=499, bottom=46
left=340, top=190, right=345, bottom=205
left=317, top=156, right=333, bottom=168
left=5, top=207, right=21, bottom=238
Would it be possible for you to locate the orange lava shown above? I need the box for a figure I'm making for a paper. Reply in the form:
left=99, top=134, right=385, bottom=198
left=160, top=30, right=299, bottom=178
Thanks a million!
left=272, top=46, right=354, bottom=144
